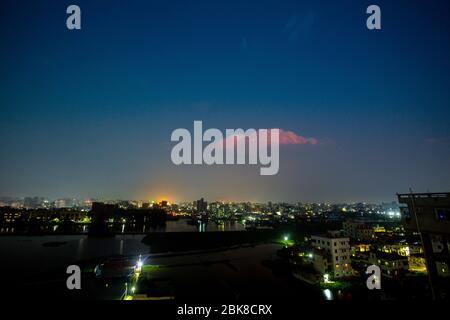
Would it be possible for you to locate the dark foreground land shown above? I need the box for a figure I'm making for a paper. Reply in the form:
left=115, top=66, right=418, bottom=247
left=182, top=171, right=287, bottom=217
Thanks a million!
left=141, top=230, right=280, bottom=253
left=0, top=244, right=324, bottom=302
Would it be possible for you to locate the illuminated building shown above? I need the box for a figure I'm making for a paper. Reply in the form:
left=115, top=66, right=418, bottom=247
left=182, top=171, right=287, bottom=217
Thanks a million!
left=343, top=219, right=376, bottom=241
left=379, top=243, right=422, bottom=257
left=369, top=251, right=409, bottom=278
left=351, top=243, right=371, bottom=254
left=408, top=254, right=427, bottom=273
left=311, top=231, right=352, bottom=279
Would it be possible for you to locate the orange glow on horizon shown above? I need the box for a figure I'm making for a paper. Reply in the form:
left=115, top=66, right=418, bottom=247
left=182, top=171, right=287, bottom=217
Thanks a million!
left=146, top=193, right=177, bottom=204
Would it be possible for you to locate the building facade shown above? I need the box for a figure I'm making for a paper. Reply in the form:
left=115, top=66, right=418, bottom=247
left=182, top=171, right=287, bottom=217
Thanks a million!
left=311, top=231, right=352, bottom=279
left=398, top=192, right=450, bottom=298
left=343, top=219, right=375, bottom=241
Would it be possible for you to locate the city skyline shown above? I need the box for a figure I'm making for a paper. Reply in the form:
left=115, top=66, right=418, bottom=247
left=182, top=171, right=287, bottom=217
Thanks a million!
left=0, top=186, right=444, bottom=204
left=1, top=0, right=450, bottom=204
left=0, top=193, right=405, bottom=207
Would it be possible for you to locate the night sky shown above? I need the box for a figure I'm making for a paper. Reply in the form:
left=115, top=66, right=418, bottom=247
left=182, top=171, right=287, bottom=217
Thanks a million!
left=1, top=0, right=449, bottom=203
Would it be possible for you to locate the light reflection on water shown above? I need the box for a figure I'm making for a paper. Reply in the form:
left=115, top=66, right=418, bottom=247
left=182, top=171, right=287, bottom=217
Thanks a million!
left=166, top=220, right=245, bottom=232
left=322, top=288, right=344, bottom=301
left=0, top=220, right=246, bottom=277
left=0, top=234, right=148, bottom=277
left=323, top=289, right=333, bottom=300
left=0, top=218, right=246, bottom=234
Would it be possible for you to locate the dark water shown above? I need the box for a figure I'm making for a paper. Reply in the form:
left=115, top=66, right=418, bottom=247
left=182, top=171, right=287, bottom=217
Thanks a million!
left=0, top=234, right=147, bottom=276
left=0, top=234, right=326, bottom=300
left=0, top=219, right=330, bottom=300
left=0, top=220, right=245, bottom=275
left=0, top=218, right=246, bottom=234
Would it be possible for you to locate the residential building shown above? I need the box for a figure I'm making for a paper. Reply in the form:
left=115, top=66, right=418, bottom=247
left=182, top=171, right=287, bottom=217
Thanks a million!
left=311, top=231, right=352, bottom=279
left=369, top=251, right=409, bottom=278
left=343, top=219, right=375, bottom=241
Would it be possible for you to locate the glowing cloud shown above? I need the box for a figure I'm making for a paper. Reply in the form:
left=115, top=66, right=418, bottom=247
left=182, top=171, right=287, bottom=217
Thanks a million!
left=214, top=128, right=317, bottom=147
left=278, top=129, right=318, bottom=145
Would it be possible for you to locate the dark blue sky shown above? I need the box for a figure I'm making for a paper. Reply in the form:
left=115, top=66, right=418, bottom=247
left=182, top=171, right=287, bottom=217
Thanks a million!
left=1, top=0, right=449, bottom=203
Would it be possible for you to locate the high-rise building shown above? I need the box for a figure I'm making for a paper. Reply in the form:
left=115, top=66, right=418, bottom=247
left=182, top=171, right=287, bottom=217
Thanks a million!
left=398, top=192, right=450, bottom=298
left=194, top=198, right=208, bottom=213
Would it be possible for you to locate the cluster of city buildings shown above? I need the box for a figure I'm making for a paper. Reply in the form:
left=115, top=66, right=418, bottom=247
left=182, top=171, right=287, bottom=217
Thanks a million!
left=0, top=196, right=93, bottom=210
left=1, top=192, right=449, bottom=298
left=0, top=196, right=401, bottom=217
left=289, top=193, right=449, bottom=299
left=297, top=225, right=418, bottom=281
left=0, top=195, right=403, bottom=226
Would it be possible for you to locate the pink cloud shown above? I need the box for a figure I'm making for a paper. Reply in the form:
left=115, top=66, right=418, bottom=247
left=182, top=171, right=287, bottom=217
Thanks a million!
left=214, top=129, right=317, bottom=148
left=277, top=129, right=318, bottom=145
